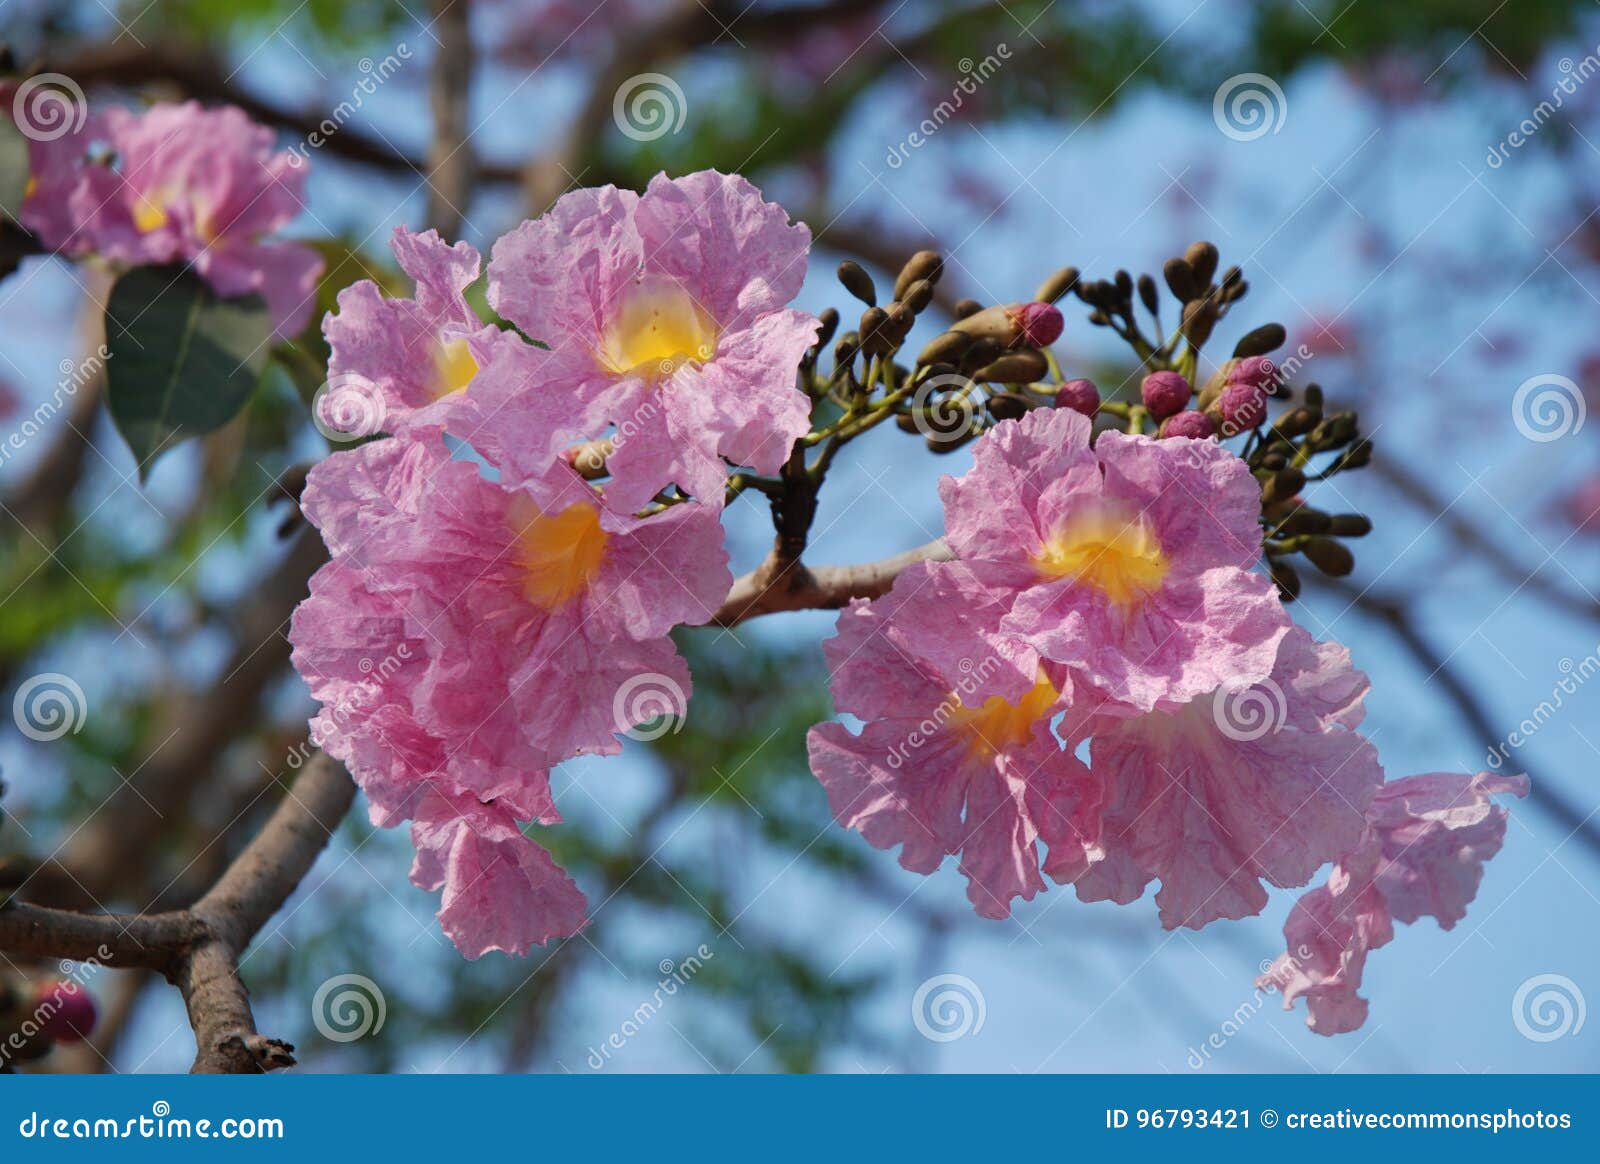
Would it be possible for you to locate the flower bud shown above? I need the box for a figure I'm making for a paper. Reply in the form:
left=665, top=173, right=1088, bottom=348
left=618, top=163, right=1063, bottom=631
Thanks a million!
left=837, top=260, right=877, bottom=306
left=812, top=307, right=840, bottom=351
left=899, top=278, right=936, bottom=315
left=894, top=250, right=943, bottom=300
left=1184, top=241, right=1219, bottom=287
left=1140, top=370, right=1192, bottom=420
left=1033, top=266, right=1079, bottom=304
left=1303, top=536, right=1355, bottom=577
left=1055, top=377, right=1100, bottom=416
left=1262, top=466, right=1305, bottom=506
left=1233, top=323, right=1285, bottom=358
left=1163, top=257, right=1198, bottom=302
left=972, top=349, right=1049, bottom=383
left=1014, top=301, right=1063, bottom=347
left=1276, top=507, right=1331, bottom=536
left=986, top=392, right=1030, bottom=421
left=1159, top=410, right=1215, bottom=439
left=960, top=336, right=1003, bottom=373
left=859, top=306, right=892, bottom=355
left=33, top=980, right=96, bottom=1044
left=917, top=330, right=975, bottom=367
left=1180, top=297, right=1219, bottom=348
left=1327, top=514, right=1372, bottom=537
left=950, top=302, right=1063, bottom=349
left=954, top=297, right=984, bottom=318
left=1269, top=558, right=1301, bottom=602
left=1219, top=381, right=1268, bottom=433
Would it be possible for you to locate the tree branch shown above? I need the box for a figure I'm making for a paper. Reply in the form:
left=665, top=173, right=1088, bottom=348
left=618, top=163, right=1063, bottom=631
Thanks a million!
left=711, top=538, right=950, bottom=627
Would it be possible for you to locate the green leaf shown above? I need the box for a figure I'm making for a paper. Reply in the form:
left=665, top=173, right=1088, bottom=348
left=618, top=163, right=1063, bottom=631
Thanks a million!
left=0, top=117, right=31, bottom=222
left=105, top=265, right=274, bottom=477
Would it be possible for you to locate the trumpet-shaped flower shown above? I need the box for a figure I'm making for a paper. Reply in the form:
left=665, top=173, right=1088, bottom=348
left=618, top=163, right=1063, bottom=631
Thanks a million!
left=1075, top=628, right=1382, bottom=929
left=940, top=407, right=1289, bottom=711
left=1260, top=770, right=1528, bottom=1034
left=806, top=561, right=1104, bottom=918
left=20, top=100, right=322, bottom=337
left=470, top=170, right=818, bottom=510
left=321, top=226, right=506, bottom=438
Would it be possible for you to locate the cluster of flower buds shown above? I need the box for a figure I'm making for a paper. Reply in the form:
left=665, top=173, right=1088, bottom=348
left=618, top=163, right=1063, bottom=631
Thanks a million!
left=0, top=975, right=97, bottom=1069
left=809, top=237, right=1373, bottom=599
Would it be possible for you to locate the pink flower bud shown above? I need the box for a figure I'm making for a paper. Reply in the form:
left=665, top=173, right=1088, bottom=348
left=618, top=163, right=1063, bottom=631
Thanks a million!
left=1229, top=355, right=1278, bottom=393
left=1056, top=377, right=1100, bottom=416
left=1159, top=410, right=1216, bottom=439
left=33, top=980, right=97, bottom=1044
left=1010, top=301, right=1063, bottom=348
left=1140, top=370, right=1191, bottom=420
left=1219, top=381, right=1268, bottom=433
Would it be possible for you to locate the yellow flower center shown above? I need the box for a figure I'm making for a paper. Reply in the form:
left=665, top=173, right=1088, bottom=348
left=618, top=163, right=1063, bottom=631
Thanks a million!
left=1034, top=503, right=1168, bottom=608
left=132, top=192, right=170, bottom=234
left=595, top=274, right=718, bottom=380
left=507, top=497, right=609, bottom=610
left=432, top=337, right=479, bottom=400
left=949, top=670, right=1060, bottom=755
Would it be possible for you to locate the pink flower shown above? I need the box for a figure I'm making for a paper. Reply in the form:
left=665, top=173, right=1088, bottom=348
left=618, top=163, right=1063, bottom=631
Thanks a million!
left=806, top=561, right=1103, bottom=919
left=321, top=227, right=504, bottom=438
left=298, top=434, right=729, bottom=763
left=468, top=171, right=818, bottom=510
left=1261, top=771, right=1528, bottom=1034
left=291, top=433, right=732, bottom=954
left=24, top=100, right=322, bottom=337
left=410, top=787, right=588, bottom=958
left=1218, top=380, right=1268, bottom=434
left=1075, top=628, right=1383, bottom=929
left=941, top=408, right=1289, bottom=711
left=289, top=560, right=573, bottom=957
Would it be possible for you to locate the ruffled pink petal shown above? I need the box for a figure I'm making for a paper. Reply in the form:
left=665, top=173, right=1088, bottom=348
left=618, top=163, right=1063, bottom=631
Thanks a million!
left=1081, top=627, right=1382, bottom=929
left=410, top=792, right=587, bottom=959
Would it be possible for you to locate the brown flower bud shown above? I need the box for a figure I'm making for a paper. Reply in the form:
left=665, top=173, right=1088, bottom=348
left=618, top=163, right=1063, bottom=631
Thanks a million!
left=837, top=260, right=877, bottom=306
left=1269, top=558, right=1301, bottom=602
left=1163, top=257, right=1198, bottom=302
left=954, top=297, right=984, bottom=318
left=971, top=349, right=1049, bottom=383
left=917, top=330, right=975, bottom=367
left=986, top=392, right=1030, bottom=421
left=1327, top=514, right=1372, bottom=537
left=1033, top=266, right=1080, bottom=304
left=1233, top=323, right=1285, bottom=358
left=899, top=278, right=936, bottom=315
left=894, top=250, right=943, bottom=300
left=1184, top=241, right=1219, bottom=287
left=1302, top=536, right=1355, bottom=577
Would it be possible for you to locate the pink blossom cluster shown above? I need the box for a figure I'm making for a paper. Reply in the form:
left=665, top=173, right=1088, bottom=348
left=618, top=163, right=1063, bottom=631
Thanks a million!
left=7, top=95, right=323, bottom=337
left=806, top=408, right=1525, bottom=1033
left=291, top=172, right=819, bottom=956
